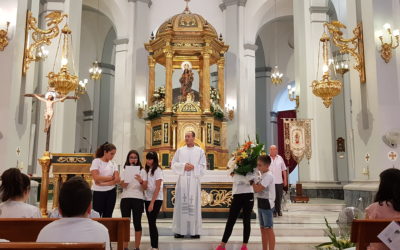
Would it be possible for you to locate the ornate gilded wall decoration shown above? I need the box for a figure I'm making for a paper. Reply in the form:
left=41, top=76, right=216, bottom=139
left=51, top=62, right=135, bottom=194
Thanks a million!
left=283, top=119, right=312, bottom=163
left=214, top=126, right=221, bottom=146
left=163, top=123, right=169, bottom=143
left=152, top=125, right=162, bottom=146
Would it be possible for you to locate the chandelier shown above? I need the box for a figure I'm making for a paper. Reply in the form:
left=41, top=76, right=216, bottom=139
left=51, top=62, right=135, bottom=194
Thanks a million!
left=89, top=0, right=102, bottom=80
left=76, top=79, right=88, bottom=96
left=47, top=24, right=78, bottom=96
left=334, top=52, right=349, bottom=76
left=312, top=32, right=342, bottom=108
left=89, top=61, right=102, bottom=80
left=271, top=66, right=283, bottom=85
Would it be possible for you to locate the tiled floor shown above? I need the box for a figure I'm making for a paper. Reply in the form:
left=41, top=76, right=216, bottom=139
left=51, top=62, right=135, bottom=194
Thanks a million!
left=114, top=198, right=346, bottom=250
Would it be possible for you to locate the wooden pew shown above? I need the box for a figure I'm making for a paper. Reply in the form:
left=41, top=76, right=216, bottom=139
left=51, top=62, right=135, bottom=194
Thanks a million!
left=351, top=219, right=400, bottom=250
left=0, top=218, right=130, bottom=250
left=0, top=242, right=105, bottom=249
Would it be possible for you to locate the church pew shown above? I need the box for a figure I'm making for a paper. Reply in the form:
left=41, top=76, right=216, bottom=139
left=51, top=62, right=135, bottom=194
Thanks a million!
left=0, top=242, right=105, bottom=249
left=351, top=219, right=400, bottom=249
left=0, top=218, right=130, bottom=250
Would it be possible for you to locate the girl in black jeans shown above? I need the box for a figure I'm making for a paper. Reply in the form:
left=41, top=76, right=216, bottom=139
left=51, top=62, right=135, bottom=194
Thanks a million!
left=120, top=150, right=147, bottom=250
left=90, top=142, right=120, bottom=218
left=144, top=151, right=164, bottom=250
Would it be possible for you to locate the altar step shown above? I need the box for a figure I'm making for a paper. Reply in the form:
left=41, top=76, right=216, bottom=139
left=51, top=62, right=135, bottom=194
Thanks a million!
left=130, top=236, right=330, bottom=250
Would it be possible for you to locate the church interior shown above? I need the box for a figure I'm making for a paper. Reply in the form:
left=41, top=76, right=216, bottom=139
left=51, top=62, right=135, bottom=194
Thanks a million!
left=1, top=0, right=400, bottom=249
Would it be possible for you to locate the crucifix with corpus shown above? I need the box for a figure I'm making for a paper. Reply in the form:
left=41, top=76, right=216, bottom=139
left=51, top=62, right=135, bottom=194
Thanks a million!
left=24, top=90, right=77, bottom=150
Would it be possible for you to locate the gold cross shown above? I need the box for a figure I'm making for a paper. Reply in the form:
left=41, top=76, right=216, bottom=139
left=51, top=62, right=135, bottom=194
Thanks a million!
left=16, top=147, right=21, bottom=156
left=389, top=151, right=397, bottom=160
left=184, top=0, right=190, bottom=9
left=365, top=153, right=370, bottom=162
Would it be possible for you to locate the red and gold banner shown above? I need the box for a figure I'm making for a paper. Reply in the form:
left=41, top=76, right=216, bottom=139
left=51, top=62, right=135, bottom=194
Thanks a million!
left=283, top=119, right=312, bottom=163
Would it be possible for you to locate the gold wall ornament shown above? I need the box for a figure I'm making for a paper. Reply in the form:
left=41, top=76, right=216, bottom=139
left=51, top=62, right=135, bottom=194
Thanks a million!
left=312, top=32, right=343, bottom=108
left=47, top=24, right=78, bottom=96
left=23, top=10, right=67, bottom=75
left=0, top=21, right=10, bottom=51
left=324, top=21, right=366, bottom=83
left=377, top=23, right=399, bottom=63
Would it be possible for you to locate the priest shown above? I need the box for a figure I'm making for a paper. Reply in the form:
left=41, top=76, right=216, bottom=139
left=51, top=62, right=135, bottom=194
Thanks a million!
left=172, top=131, right=206, bottom=239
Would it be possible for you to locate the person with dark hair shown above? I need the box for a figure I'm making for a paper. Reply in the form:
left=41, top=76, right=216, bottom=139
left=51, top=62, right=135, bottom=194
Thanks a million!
left=120, top=150, right=147, bottom=250
left=0, top=168, right=40, bottom=218
left=90, top=142, right=120, bottom=217
left=253, top=155, right=275, bottom=250
left=144, top=151, right=163, bottom=250
left=216, top=157, right=258, bottom=250
left=171, top=131, right=206, bottom=239
left=365, top=168, right=400, bottom=250
left=37, top=177, right=110, bottom=249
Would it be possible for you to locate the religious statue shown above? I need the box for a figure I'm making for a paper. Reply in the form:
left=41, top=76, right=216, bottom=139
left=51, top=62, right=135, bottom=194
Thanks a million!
left=25, top=92, right=77, bottom=133
left=179, top=62, right=194, bottom=102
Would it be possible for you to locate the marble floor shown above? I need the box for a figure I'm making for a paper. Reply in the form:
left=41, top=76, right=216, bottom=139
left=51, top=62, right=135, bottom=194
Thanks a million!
left=111, top=198, right=346, bottom=250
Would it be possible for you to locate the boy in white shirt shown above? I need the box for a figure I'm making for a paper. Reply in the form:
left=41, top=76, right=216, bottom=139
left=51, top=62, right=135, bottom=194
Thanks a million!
left=253, top=155, right=276, bottom=250
left=37, top=177, right=110, bottom=250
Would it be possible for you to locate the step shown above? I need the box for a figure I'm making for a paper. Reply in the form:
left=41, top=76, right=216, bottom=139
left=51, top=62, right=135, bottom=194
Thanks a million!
left=130, top=235, right=330, bottom=250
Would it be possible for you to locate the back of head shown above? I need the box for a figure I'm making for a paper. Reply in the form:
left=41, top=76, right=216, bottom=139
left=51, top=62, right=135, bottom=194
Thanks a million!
left=59, top=177, right=92, bottom=217
left=375, top=168, right=400, bottom=211
left=0, top=168, right=30, bottom=202
left=258, top=155, right=271, bottom=166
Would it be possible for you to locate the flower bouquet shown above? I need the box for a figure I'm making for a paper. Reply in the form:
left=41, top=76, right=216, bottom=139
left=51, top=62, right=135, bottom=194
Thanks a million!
left=147, top=100, right=165, bottom=119
left=229, top=137, right=266, bottom=176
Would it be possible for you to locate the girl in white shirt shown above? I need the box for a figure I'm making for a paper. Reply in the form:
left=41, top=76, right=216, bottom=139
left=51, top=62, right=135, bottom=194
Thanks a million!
left=144, top=151, right=163, bottom=250
left=0, top=168, right=41, bottom=218
left=90, top=142, right=120, bottom=218
left=120, top=150, right=147, bottom=250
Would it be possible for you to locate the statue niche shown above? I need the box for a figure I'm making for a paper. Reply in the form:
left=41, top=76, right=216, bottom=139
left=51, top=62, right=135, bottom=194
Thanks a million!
left=179, top=62, right=194, bottom=102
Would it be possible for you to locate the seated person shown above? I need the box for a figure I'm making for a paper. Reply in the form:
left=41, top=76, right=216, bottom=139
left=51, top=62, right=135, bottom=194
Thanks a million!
left=0, top=168, right=41, bottom=218
left=365, top=168, right=400, bottom=250
left=49, top=208, right=100, bottom=218
left=37, top=177, right=110, bottom=250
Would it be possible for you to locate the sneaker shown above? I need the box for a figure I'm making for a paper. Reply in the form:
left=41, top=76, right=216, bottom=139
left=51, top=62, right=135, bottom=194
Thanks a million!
left=190, top=235, right=200, bottom=239
left=174, top=233, right=184, bottom=238
left=241, top=246, right=248, bottom=250
left=278, top=211, right=283, bottom=216
left=216, top=246, right=226, bottom=250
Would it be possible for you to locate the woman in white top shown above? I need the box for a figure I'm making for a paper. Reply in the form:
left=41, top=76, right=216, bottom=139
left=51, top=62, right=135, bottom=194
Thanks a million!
left=144, top=151, right=163, bottom=250
left=90, top=142, right=120, bottom=218
left=0, top=168, right=41, bottom=218
left=120, top=150, right=147, bottom=250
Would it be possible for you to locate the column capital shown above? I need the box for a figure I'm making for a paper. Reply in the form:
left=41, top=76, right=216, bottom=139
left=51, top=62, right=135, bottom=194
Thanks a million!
left=244, top=43, right=258, bottom=51
left=114, top=38, right=129, bottom=45
left=128, top=0, right=152, bottom=8
left=219, top=0, right=247, bottom=11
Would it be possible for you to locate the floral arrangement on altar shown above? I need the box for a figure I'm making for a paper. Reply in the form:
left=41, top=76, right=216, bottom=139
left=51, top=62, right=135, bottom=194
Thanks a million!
left=228, top=137, right=266, bottom=176
left=152, top=86, right=165, bottom=102
left=210, top=87, right=225, bottom=120
left=147, top=100, right=165, bottom=119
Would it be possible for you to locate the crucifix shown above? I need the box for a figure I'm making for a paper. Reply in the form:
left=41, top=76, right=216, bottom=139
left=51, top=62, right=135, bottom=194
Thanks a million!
left=24, top=92, right=77, bottom=151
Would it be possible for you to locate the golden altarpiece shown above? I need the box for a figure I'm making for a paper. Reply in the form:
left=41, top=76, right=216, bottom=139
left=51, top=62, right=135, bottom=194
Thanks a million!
left=143, top=6, right=229, bottom=170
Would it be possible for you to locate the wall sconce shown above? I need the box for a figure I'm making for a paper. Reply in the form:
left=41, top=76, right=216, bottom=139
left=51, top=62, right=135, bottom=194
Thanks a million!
left=377, top=23, right=399, bottom=63
left=287, top=85, right=299, bottom=109
left=224, top=103, right=235, bottom=121
left=23, top=10, right=67, bottom=75
left=0, top=20, right=10, bottom=51
left=324, top=21, right=366, bottom=83
left=137, top=101, right=148, bottom=119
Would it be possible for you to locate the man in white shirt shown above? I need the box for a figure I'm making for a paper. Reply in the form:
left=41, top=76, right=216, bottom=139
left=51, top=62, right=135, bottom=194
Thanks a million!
left=172, top=131, right=206, bottom=238
left=37, top=177, right=110, bottom=250
left=269, top=145, right=287, bottom=217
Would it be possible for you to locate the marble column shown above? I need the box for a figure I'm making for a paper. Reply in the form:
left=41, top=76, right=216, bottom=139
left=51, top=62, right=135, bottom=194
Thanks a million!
left=293, top=0, right=336, bottom=182
left=217, top=58, right=225, bottom=108
left=202, top=51, right=211, bottom=113
left=148, top=56, right=155, bottom=106
left=165, top=50, right=173, bottom=113
left=112, top=40, right=129, bottom=164
left=237, top=44, right=257, bottom=142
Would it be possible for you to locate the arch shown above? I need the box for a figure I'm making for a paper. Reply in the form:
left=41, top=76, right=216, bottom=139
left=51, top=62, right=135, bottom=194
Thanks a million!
left=82, top=0, right=128, bottom=39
